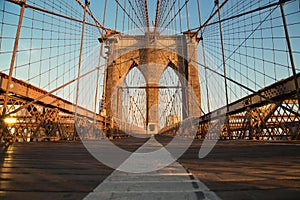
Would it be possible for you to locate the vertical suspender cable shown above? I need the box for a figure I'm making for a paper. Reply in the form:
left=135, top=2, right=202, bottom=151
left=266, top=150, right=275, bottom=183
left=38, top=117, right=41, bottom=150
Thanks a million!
left=115, top=0, right=119, bottom=30
left=93, top=45, right=102, bottom=133
left=2, top=0, right=26, bottom=118
left=178, top=0, right=182, bottom=32
left=144, top=0, right=150, bottom=32
left=197, top=0, right=210, bottom=113
left=122, top=0, right=126, bottom=32
left=185, top=0, right=189, bottom=30
left=75, top=1, right=87, bottom=131
left=279, top=1, right=300, bottom=110
left=154, top=0, right=160, bottom=32
left=173, top=1, right=177, bottom=32
left=103, top=0, right=107, bottom=31
left=216, top=0, right=231, bottom=137
left=128, top=2, right=131, bottom=31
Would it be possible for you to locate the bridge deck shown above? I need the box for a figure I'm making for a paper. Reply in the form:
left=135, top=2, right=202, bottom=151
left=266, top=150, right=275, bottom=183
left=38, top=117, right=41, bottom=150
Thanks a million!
left=1, top=137, right=300, bottom=200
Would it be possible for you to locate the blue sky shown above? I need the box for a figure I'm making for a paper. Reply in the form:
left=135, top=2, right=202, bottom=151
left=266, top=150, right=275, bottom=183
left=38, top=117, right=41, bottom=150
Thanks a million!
left=89, top=0, right=215, bottom=34
left=0, top=0, right=299, bottom=115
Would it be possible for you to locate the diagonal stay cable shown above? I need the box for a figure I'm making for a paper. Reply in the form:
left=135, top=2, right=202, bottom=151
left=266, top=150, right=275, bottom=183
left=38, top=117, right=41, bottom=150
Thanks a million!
left=128, top=0, right=146, bottom=28
left=155, top=38, right=300, bottom=117
left=161, top=0, right=189, bottom=32
left=115, top=0, right=144, bottom=32
left=159, top=0, right=177, bottom=28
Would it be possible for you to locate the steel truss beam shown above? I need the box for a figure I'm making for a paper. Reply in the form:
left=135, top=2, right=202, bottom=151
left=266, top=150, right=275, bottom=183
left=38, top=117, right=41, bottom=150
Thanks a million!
left=160, top=73, right=300, bottom=140
left=0, top=72, right=106, bottom=142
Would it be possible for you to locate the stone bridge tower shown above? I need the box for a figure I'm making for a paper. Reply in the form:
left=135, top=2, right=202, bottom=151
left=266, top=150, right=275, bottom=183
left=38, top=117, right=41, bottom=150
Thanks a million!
left=100, top=31, right=201, bottom=131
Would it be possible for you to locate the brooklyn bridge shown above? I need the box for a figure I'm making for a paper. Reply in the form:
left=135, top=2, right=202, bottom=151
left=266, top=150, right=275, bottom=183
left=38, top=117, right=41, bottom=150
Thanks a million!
left=0, top=0, right=300, bottom=199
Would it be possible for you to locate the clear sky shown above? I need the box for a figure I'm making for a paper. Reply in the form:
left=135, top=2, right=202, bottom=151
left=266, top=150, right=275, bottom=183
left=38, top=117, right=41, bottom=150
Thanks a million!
left=88, top=0, right=215, bottom=34
left=0, top=0, right=299, bottom=116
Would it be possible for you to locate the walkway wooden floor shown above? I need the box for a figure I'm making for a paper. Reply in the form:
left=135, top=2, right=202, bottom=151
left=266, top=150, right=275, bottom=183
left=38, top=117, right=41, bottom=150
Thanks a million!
left=1, top=136, right=300, bottom=199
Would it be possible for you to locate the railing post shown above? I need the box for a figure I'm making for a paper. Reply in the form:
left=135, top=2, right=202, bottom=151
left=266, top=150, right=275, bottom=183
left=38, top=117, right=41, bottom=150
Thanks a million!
left=279, top=0, right=300, bottom=111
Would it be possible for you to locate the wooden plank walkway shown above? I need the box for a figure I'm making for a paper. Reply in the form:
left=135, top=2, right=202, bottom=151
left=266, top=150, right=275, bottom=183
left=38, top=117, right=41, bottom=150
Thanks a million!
left=177, top=139, right=300, bottom=200
left=84, top=137, right=220, bottom=200
left=1, top=137, right=300, bottom=199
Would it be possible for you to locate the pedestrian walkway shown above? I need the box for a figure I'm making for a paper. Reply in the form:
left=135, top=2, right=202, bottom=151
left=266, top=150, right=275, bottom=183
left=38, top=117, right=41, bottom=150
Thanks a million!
left=84, top=137, right=220, bottom=200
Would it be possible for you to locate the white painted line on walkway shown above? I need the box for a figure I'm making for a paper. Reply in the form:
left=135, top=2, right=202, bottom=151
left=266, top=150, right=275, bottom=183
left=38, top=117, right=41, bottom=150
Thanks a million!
left=84, top=137, right=221, bottom=200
